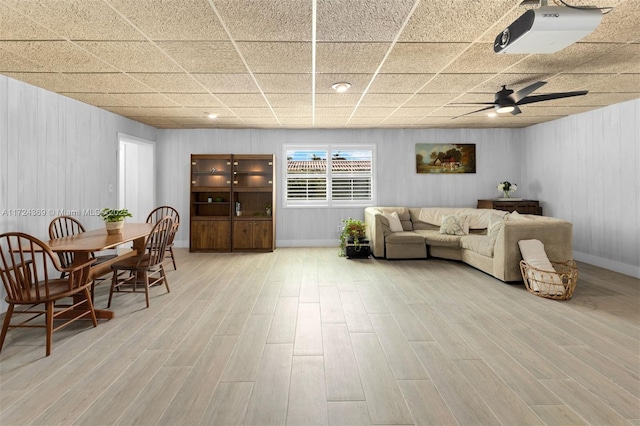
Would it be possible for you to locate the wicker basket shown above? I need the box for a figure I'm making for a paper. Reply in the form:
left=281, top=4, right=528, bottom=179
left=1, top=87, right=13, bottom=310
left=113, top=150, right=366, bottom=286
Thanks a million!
left=519, top=259, right=578, bottom=300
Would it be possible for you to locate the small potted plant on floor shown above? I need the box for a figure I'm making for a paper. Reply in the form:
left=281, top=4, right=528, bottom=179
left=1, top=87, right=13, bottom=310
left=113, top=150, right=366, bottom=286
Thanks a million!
left=339, top=217, right=369, bottom=258
left=100, top=208, right=133, bottom=235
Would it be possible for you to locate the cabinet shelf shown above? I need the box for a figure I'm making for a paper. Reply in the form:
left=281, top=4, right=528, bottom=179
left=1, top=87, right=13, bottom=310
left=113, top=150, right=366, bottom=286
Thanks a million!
left=190, top=154, right=275, bottom=252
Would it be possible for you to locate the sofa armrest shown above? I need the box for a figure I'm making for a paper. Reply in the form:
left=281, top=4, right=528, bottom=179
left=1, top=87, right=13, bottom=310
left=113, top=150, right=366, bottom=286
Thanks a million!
left=364, top=207, right=385, bottom=257
left=493, top=217, right=573, bottom=282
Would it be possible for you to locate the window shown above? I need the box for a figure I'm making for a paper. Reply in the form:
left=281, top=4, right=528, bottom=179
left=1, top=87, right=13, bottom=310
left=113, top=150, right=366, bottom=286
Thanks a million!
left=283, top=145, right=375, bottom=207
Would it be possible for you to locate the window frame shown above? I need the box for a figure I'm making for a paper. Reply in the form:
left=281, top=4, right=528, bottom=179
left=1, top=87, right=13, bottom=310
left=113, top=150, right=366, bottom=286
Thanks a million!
left=282, top=144, right=376, bottom=208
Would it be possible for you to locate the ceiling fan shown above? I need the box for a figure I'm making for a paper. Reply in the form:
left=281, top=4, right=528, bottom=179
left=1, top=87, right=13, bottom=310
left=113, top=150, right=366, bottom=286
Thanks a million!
left=452, top=81, right=588, bottom=119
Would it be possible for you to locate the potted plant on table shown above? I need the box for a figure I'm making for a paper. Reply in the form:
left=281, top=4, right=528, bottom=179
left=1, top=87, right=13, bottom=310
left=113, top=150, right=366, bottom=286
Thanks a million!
left=100, top=208, right=132, bottom=235
left=339, top=217, right=369, bottom=258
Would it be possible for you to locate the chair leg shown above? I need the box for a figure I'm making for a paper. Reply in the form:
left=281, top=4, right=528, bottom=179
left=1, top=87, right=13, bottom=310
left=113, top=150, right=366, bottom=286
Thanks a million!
left=144, top=272, right=150, bottom=308
left=169, top=246, right=177, bottom=270
left=108, top=270, right=117, bottom=308
left=84, top=288, right=98, bottom=327
left=160, top=265, right=170, bottom=294
left=0, top=304, right=14, bottom=353
left=46, top=301, right=54, bottom=357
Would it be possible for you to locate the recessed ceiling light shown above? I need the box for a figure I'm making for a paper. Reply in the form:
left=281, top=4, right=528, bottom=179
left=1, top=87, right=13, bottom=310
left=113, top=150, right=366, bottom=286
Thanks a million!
left=331, top=82, right=351, bottom=93
left=487, top=112, right=497, bottom=118
left=207, top=113, right=218, bottom=119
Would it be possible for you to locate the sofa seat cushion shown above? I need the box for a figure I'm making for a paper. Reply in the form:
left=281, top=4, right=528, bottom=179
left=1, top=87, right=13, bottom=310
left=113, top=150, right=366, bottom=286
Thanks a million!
left=385, top=231, right=425, bottom=244
left=414, top=230, right=461, bottom=247
left=460, top=235, right=496, bottom=258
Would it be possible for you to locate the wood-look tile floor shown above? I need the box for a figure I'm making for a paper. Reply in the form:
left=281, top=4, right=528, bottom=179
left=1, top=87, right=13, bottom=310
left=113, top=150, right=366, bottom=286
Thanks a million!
left=1, top=248, right=638, bottom=425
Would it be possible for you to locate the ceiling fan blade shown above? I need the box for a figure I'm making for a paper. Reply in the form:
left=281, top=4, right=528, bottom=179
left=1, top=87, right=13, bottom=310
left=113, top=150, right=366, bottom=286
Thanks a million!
left=452, top=106, right=495, bottom=119
left=510, top=105, right=522, bottom=115
left=450, top=102, right=497, bottom=106
left=511, top=81, right=547, bottom=103
left=517, top=90, right=588, bottom=106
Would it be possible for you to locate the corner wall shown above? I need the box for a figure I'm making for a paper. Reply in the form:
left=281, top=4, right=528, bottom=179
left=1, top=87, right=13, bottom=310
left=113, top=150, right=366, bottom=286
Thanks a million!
left=522, top=98, right=640, bottom=278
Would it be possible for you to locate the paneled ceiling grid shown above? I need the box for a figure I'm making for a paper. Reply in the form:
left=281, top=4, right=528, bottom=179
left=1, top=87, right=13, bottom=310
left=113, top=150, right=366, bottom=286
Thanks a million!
left=0, top=0, right=638, bottom=129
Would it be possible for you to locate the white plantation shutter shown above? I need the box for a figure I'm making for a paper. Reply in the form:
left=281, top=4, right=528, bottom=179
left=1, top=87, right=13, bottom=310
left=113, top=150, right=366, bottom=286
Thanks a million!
left=284, top=145, right=375, bottom=207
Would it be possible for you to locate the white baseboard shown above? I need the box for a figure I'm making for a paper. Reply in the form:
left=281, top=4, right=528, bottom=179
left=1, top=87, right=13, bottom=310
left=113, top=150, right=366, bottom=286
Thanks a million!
left=573, top=251, right=640, bottom=279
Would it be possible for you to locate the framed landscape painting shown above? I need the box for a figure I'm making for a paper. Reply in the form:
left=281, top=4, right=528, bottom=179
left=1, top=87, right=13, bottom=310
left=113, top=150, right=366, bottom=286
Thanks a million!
left=416, top=143, right=476, bottom=174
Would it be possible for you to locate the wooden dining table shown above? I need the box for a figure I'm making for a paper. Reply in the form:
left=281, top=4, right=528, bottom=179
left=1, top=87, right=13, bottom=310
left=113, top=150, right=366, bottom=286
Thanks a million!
left=48, top=222, right=155, bottom=319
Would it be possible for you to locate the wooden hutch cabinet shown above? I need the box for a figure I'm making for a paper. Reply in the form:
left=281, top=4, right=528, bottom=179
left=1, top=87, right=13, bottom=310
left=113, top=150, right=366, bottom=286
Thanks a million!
left=477, top=199, right=542, bottom=215
left=190, top=154, right=275, bottom=252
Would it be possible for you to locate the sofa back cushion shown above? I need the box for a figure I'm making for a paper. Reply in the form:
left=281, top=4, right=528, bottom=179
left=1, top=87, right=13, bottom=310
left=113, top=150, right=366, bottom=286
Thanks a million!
left=417, top=208, right=507, bottom=229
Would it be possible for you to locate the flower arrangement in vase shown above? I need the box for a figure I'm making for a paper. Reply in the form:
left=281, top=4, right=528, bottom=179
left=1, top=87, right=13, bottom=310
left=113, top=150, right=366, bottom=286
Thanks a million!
left=497, top=181, right=517, bottom=198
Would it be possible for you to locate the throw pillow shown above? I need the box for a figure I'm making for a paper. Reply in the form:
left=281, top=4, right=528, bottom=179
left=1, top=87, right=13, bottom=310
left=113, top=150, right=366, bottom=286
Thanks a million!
left=488, top=213, right=505, bottom=236
left=383, top=211, right=404, bottom=233
left=439, top=214, right=469, bottom=236
left=507, top=210, right=531, bottom=221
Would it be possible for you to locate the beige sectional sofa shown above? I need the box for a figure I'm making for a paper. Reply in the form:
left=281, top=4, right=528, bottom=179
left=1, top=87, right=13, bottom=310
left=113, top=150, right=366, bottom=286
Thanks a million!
left=364, top=206, right=573, bottom=282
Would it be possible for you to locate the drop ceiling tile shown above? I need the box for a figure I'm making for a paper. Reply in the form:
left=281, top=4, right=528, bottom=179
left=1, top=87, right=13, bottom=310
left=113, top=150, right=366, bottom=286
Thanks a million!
left=352, top=107, right=397, bottom=117
left=541, top=92, right=640, bottom=106
left=522, top=106, right=596, bottom=116
left=58, top=92, right=131, bottom=107
left=316, top=43, right=389, bottom=73
left=3, top=0, right=144, bottom=40
left=65, top=73, right=151, bottom=92
left=101, top=93, right=180, bottom=107
left=237, top=42, right=311, bottom=73
left=401, top=0, right=517, bottom=42
left=0, top=41, right=116, bottom=72
left=108, top=0, right=228, bottom=41
left=381, top=43, right=469, bottom=73
left=403, top=93, right=460, bottom=107
left=389, top=107, right=437, bottom=117
left=193, top=74, right=259, bottom=93
left=569, top=44, right=640, bottom=73
left=4, top=72, right=87, bottom=92
left=506, top=43, right=618, bottom=74
left=0, top=49, right=45, bottom=72
left=443, top=43, right=526, bottom=73
left=253, top=74, right=311, bottom=93
left=414, top=116, right=458, bottom=126
left=315, top=74, right=373, bottom=93
left=169, top=117, right=245, bottom=127
left=156, top=41, right=246, bottom=73
left=242, top=117, right=281, bottom=128
left=272, top=107, right=312, bottom=117
left=163, top=93, right=223, bottom=107
left=380, top=116, right=422, bottom=126
left=476, top=74, right=552, bottom=93
left=129, top=73, right=205, bottom=93
left=129, top=117, right=182, bottom=128
left=227, top=108, right=275, bottom=118
left=0, top=3, right=61, bottom=40
left=315, top=94, right=361, bottom=107
left=369, top=74, right=434, bottom=93
left=359, top=93, right=413, bottom=106
left=279, top=117, right=314, bottom=127
left=102, top=106, right=194, bottom=117
left=317, top=0, right=415, bottom=42
left=542, top=73, right=614, bottom=93
left=214, top=0, right=311, bottom=41
left=265, top=94, right=311, bottom=107
left=581, top=0, right=640, bottom=43
left=346, top=117, right=384, bottom=127
left=418, top=74, right=497, bottom=93
left=586, top=73, right=640, bottom=92
left=214, top=93, right=270, bottom=108
left=76, top=41, right=182, bottom=72
left=315, top=107, right=357, bottom=117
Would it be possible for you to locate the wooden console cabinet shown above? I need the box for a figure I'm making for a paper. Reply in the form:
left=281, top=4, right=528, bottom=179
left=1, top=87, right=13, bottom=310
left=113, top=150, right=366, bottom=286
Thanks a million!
left=477, top=199, right=542, bottom=215
left=190, top=154, right=275, bottom=252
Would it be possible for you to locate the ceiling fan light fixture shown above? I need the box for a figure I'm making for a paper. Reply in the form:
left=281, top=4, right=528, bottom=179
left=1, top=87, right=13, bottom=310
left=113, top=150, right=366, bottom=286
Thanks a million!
left=331, top=82, right=351, bottom=93
left=496, top=105, right=515, bottom=113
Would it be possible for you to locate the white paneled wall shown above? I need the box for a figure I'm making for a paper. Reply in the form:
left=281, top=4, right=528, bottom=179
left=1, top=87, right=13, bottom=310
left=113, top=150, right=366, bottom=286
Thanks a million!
left=0, top=75, right=157, bottom=312
left=156, top=127, right=523, bottom=248
left=522, top=99, right=640, bottom=278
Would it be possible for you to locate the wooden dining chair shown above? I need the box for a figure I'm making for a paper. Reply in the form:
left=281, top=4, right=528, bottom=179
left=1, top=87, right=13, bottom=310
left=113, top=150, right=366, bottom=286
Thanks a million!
left=108, top=216, right=174, bottom=309
left=0, top=232, right=97, bottom=357
left=49, top=216, right=117, bottom=298
left=146, top=206, right=180, bottom=270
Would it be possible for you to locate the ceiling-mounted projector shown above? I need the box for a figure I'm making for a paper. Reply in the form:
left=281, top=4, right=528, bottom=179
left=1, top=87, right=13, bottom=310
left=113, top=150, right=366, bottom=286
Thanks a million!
left=494, top=6, right=602, bottom=54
